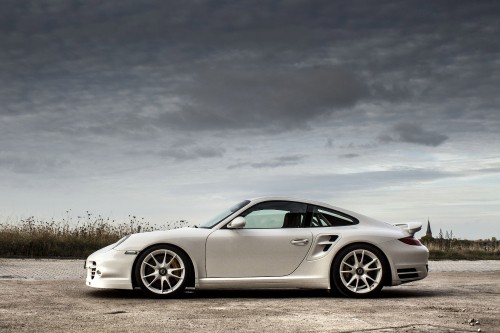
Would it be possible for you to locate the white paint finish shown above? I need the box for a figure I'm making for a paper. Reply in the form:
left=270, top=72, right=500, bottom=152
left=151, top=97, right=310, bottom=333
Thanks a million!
left=206, top=228, right=312, bottom=277
left=84, top=197, right=429, bottom=296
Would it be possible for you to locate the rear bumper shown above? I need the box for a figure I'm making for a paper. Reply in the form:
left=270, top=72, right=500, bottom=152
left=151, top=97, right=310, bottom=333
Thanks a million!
left=394, top=263, right=428, bottom=284
left=381, top=240, right=429, bottom=286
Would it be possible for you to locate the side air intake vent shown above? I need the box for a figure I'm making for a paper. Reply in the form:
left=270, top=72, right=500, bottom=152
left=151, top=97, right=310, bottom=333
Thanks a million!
left=307, top=234, right=341, bottom=260
left=397, top=268, right=418, bottom=279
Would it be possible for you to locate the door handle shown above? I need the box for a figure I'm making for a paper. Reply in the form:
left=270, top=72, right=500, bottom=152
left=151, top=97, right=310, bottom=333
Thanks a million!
left=291, top=239, right=309, bottom=246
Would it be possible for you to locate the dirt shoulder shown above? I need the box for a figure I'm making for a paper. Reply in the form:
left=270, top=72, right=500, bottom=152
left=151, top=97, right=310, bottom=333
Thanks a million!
left=0, top=272, right=499, bottom=333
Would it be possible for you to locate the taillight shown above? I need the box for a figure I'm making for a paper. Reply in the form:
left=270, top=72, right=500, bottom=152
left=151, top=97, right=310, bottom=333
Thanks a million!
left=398, top=236, right=422, bottom=246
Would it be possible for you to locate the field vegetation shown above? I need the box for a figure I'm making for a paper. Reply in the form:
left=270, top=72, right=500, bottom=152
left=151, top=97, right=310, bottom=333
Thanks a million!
left=0, top=215, right=498, bottom=259
left=421, top=231, right=500, bottom=260
left=0, top=213, right=187, bottom=258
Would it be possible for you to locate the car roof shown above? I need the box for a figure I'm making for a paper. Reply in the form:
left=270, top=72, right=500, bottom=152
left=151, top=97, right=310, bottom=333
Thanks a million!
left=247, top=196, right=392, bottom=228
left=249, top=196, right=343, bottom=210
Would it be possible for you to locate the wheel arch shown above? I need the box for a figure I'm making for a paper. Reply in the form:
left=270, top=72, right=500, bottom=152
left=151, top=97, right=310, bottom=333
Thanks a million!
left=329, top=241, right=393, bottom=289
left=131, top=243, right=196, bottom=289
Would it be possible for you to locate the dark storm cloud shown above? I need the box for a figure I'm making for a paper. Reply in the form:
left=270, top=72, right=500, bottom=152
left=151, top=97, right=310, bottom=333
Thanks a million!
left=158, top=65, right=367, bottom=131
left=380, top=123, right=449, bottom=147
left=1, top=0, right=500, bottom=152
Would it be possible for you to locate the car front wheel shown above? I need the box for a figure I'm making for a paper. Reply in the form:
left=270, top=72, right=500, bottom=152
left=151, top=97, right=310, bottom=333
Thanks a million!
left=332, top=244, right=386, bottom=298
left=135, top=245, right=190, bottom=298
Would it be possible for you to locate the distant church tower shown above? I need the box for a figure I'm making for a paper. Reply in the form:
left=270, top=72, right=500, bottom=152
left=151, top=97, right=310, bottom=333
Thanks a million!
left=425, top=219, right=433, bottom=239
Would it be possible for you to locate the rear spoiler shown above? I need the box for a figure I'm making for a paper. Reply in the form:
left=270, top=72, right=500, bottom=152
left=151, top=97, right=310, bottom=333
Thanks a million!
left=392, top=222, right=422, bottom=236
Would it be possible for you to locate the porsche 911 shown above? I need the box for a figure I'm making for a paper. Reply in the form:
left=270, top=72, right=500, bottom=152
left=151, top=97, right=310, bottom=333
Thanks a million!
left=85, top=197, right=428, bottom=298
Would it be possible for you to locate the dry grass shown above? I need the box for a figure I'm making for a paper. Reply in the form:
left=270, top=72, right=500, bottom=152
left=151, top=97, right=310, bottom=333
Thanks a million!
left=1, top=215, right=498, bottom=259
left=423, top=238, right=500, bottom=260
left=0, top=213, right=188, bottom=258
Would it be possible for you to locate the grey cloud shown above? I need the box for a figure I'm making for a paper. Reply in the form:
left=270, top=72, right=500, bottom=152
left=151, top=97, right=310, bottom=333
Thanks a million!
left=462, top=166, right=500, bottom=177
left=163, top=146, right=226, bottom=162
left=2, top=0, right=500, bottom=137
left=0, top=0, right=499, bottom=180
left=325, top=138, right=333, bottom=148
left=228, top=155, right=305, bottom=169
left=0, top=154, right=68, bottom=174
left=339, top=153, right=360, bottom=159
left=130, top=145, right=226, bottom=162
left=380, top=123, right=449, bottom=147
left=181, top=167, right=455, bottom=195
left=156, top=65, right=368, bottom=132
left=280, top=168, right=454, bottom=193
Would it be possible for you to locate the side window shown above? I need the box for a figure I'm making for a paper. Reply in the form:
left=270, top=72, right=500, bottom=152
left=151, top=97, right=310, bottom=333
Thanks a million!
left=240, top=201, right=307, bottom=229
left=311, top=206, right=357, bottom=227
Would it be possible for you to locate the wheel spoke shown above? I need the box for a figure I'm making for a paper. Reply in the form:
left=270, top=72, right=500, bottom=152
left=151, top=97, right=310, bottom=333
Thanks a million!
left=168, top=268, right=184, bottom=279
left=166, top=255, right=177, bottom=267
left=342, top=260, right=355, bottom=269
left=169, top=267, right=183, bottom=272
left=365, top=274, right=376, bottom=283
left=144, top=272, right=157, bottom=278
left=150, top=254, right=160, bottom=266
left=145, top=262, right=155, bottom=269
left=162, top=251, right=168, bottom=266
left=147, top=275, right=159, bottom=287
left=165, top=277, right=172, bottom=289
left=353, top=252, right=359, bottom=266
left=360, top=250, right=365, bottom=265
left=361, top=275, right=370, bottom=290
left=354, top=277, right=360, bottom=291
left=346, top=275, right=356, bottom=287
left=364, top=258, right=378, bottom=269
left=365, top=266, right=381, bottom=272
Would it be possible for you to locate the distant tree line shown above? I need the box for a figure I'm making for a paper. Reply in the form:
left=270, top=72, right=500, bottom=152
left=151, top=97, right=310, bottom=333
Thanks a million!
left=420, top=229, right=499, bottom=259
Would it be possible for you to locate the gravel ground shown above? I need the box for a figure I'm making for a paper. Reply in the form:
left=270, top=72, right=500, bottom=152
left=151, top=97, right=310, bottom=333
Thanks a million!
left=0, top=259, right=499, bottom=333
left=1, top=259, right=500, bottom=280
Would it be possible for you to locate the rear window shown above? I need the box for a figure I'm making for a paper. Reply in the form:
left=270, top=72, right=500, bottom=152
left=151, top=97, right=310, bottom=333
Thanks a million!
left=310, top=206, right=358, bottom=227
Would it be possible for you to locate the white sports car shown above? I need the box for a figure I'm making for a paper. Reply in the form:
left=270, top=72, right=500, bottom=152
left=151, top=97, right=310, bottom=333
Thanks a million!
left=85, top=197, right=428, bottom=298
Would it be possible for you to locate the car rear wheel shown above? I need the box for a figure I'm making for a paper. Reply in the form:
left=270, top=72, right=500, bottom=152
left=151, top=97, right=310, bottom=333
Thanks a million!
left=135, top=245, right=190, bottom=298
left=332, top=244, right=386, bottom=298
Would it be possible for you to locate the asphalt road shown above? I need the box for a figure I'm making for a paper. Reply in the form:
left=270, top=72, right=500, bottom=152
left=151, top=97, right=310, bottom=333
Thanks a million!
left=0, top=259, right=499, bottom=333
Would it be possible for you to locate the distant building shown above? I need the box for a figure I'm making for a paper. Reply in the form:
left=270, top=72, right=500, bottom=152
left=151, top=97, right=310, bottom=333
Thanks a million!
left=425, top=219, right=433, bottom=239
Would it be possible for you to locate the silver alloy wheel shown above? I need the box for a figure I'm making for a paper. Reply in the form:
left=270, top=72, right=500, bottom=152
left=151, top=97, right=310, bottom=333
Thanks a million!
left=339, top=249, right=382, bottom=294
left=139, top=249, right=186, bottom=295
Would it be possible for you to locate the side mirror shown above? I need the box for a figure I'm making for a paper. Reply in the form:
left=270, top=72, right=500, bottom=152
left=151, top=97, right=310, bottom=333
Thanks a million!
left=227, top=216, right=246, bottom=229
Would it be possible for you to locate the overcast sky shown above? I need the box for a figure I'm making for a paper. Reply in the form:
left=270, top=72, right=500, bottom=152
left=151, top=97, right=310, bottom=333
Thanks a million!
left=1, top=0, right=499, bottom=239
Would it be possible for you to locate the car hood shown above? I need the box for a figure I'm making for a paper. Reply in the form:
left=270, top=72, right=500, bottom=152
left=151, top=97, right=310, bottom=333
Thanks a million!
left=113, top=227, right=212, bottom=251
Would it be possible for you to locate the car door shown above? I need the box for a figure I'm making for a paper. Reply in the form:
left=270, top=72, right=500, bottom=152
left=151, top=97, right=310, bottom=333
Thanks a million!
left=205, top=201, right=313, bottom=278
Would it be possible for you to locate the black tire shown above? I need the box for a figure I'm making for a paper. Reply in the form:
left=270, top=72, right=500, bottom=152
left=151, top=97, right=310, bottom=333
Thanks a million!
left=134, top=244, right=191, bottom=298
left=332, top=244, right=387, bottom=298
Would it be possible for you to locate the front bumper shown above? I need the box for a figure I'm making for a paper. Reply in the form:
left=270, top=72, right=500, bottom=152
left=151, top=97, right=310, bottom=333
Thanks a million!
left=85, top=248, right=137, bottom=290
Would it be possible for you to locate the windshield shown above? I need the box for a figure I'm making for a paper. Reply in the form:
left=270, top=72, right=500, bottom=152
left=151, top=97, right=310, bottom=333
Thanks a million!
left=198, top=200, right=251, bottom=228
